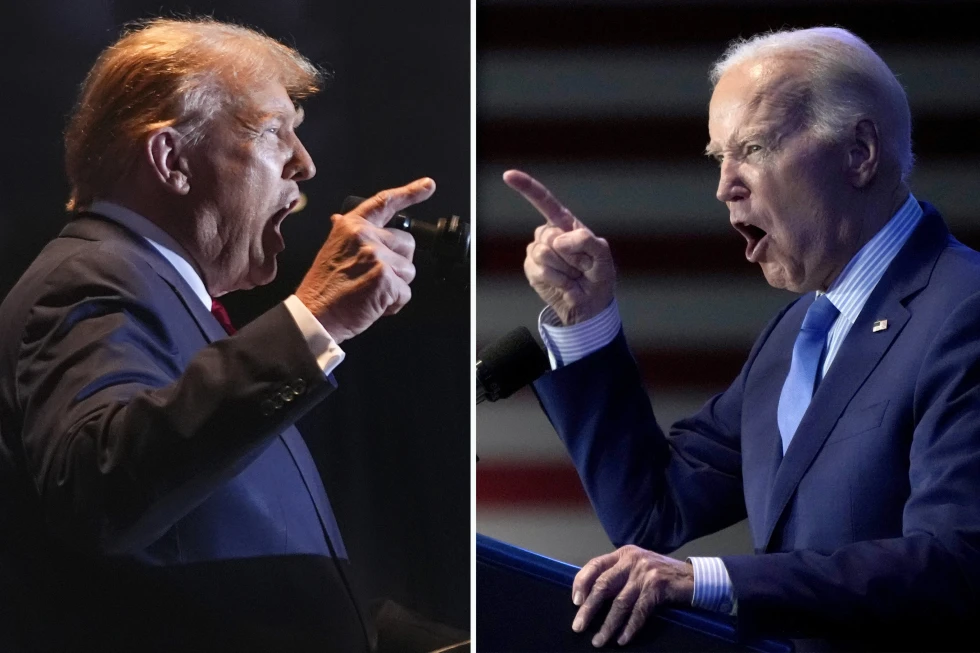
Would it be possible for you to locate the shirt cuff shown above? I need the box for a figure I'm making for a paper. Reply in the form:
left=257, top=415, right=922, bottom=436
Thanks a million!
left=689, top=556, right=737, bottom=616
left=537, top=299, right=621, bottom=369
left=284, top=295, right=345, bottom=377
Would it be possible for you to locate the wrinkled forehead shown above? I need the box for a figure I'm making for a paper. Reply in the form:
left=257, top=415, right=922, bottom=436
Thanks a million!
left=708, top=58, right=810, bottom=147
left=214, top=69, right=305, bottom=124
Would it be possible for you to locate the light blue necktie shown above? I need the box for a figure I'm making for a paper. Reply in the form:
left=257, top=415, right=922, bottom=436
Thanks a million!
left=777, top=295, right=840, bottom=454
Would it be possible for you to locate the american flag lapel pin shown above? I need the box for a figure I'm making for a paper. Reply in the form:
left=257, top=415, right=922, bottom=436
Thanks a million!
left=872, top=319, right=888, bottom=333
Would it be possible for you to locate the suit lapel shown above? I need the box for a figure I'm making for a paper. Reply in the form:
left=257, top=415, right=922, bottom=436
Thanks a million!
left=761, top=204, right=949, bottom=550
left=61, top=214, right=228, bottom=343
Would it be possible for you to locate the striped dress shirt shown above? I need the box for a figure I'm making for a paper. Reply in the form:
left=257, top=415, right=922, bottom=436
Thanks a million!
left=539, top=193, right=923, bottom=615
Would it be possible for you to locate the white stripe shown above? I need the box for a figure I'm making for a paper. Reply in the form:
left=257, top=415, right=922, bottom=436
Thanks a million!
left=477, top=163, right=980, bottom=234
left=477, top=391, right=725, bottom=461
left=478, top=276, right=794, bottom=350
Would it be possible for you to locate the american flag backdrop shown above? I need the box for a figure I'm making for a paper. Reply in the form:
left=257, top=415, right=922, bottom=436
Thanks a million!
left=475, top=0, right=980, bottom=566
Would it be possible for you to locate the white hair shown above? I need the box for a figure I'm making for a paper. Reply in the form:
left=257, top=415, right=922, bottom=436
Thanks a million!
left=710, top=27, right=913, bottom=181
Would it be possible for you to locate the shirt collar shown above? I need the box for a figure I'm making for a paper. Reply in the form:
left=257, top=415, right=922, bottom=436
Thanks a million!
left=89, top=200, right=212, bottom=310
left=820, top=193, right=923, bottom=325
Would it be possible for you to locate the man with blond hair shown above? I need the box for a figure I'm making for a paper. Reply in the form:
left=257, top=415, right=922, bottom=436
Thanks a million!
left=507, top=27, right=980, bottom=648
left=0, top=17, right=460, bottom=652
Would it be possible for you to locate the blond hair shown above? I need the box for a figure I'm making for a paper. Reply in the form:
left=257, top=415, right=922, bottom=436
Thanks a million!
left=65, top=17, right=323, bottom=211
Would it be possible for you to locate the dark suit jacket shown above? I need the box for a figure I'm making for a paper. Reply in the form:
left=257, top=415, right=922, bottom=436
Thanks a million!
left=0, top=215, right=372, bottom=651
left=534, top=204, right=980, bottom=646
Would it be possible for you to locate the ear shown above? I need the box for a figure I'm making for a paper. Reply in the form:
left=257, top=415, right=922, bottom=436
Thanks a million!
left=846, top=119, right=880, bottom=188
left=145, top=127, right=192, bottom=195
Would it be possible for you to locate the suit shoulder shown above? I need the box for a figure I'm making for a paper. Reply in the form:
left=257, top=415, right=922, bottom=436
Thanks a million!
left=11, top=232, right=165, bottom=302
left=0, top=231, right=174, bottom=340
left=911, top=237, right=980, bottom=328
left=933, top=236, right=980, bottom=288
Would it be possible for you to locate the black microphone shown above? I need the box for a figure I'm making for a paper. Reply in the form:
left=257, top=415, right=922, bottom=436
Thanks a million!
left=341, top=195, right=470, bottom=266
left=477, top=327, right=549, bottom=404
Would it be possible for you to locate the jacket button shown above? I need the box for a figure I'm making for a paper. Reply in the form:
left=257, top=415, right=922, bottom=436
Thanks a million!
left=271, top=395, right=284, bottom=410
left=281, top=388, right=295, bottom=403
left=260, top=400, right=275, bottom=416
left=293, top=378, right=307, bottom=395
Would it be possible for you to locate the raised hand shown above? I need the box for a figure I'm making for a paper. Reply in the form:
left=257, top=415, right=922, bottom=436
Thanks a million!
left=503, top=169, right=615, bottom=325
left=296, top=177, right=435, bottom=343
left=571, top=545, right=695, bottom=648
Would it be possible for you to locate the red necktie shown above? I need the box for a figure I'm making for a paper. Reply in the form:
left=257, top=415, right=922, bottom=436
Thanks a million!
left=210, top=299, right=237, bottom=335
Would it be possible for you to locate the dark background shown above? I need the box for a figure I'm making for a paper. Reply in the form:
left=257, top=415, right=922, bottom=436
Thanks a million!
left=0, top=0, right=470, bottom=631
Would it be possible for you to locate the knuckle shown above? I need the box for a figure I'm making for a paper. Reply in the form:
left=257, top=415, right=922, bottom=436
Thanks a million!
left=402, top=235, right=417, bottom=256
left=637, top=596, right=655, bottom=615
left=358, top=243, right=378, bottom=261
left=642, top=569, right=661, bottom=588
left=611, top=596, right=633, bottom=613
left=524, top=258, right=539, bottom=280
left=530, top=243, right=548, bottom=264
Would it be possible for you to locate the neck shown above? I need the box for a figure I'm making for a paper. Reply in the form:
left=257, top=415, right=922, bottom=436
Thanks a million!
left=818, top=182, right=910, bottom=292
left=102, top=188, right=213, bottom=292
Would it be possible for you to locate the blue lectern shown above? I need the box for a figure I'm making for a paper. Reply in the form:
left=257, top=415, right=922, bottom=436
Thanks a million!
left=477, top=534, right=793, bottom=652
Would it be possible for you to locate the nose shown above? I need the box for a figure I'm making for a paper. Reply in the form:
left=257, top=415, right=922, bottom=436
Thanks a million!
left=285, top=135, right=317, bottom=182
left=715, top=157, right=748, bottom=204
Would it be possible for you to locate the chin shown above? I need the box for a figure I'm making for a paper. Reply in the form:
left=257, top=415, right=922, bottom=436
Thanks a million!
left=761, top=262, right=807, bottom=293
left=760, top=265, right=788, bottom=291
left=247, top=261, right=279, bottom=288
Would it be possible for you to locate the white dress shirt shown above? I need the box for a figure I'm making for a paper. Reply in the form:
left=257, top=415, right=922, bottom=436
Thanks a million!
left=89, top=200, right=345, bottom=376
left=538, top=193, right=923, bottom=615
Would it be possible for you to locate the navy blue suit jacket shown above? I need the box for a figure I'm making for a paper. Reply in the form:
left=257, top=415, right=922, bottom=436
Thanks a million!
left=534, top=204, right=980, bottom=644
left=0, top=215, right=372, bottom=651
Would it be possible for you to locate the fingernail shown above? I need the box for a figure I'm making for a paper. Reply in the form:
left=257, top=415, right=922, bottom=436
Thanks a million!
left=617, top=634, right=629, bottom=646
left=592, top=634, right=604, bottom=647
left=421, top=178, right=434, bottom=190
left=573, top=591, right=584, bottom=606
left=572, top=616, right=583, bottom=632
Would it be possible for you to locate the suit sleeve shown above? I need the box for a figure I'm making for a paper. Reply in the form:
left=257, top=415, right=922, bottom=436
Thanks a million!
left=14, top=246, right=335, bottom=555
left=532, top=304, right=793, bottom=552
left=722, top=291, right=980, bottom=641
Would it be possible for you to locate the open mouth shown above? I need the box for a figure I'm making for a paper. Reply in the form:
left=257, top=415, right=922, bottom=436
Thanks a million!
left=733, top=222, right=769, bottom=262
left=266, top=207, right=292, bottom=252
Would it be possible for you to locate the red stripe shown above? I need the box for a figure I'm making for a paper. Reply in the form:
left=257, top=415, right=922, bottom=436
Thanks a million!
left=477, top=461, right=590, bottom=507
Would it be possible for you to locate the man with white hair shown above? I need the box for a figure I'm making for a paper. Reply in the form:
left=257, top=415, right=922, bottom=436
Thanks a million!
left=507, top=27, right=980, bottom=648
left=0, top=17, right=464, bottom=653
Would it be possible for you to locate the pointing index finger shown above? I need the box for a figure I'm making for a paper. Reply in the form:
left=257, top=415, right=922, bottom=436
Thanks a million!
left=503, top=169, right=578, bottom=232
left=354, top=177, right=436, bottom=227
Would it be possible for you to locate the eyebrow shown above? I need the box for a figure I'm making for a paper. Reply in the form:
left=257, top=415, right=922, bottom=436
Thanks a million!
left=253, top=104, right=305, bottom=129
left=704, top=127, right=773, bottom=158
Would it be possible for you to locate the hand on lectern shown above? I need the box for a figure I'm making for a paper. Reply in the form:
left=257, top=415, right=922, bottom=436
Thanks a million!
left=570, top=544, right=695, bottom=648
